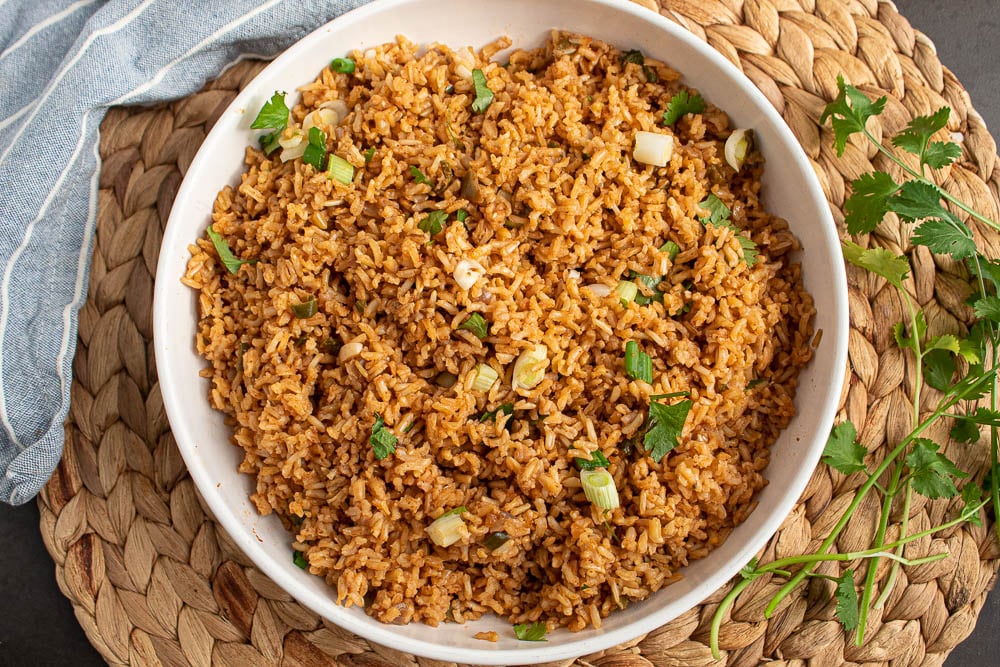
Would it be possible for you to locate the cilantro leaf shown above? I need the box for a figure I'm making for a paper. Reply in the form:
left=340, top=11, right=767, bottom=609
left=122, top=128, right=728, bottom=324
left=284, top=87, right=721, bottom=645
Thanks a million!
left=894, top=310, right=927, bottom=352
left=950, top=408, right=1000, bottom=428
left=822, top=421, right=867, bottom=475
left=206, top=225, right=256, bottom=274
left=663, top=90, right=705, bottom=126
left=418, top=210, right=448, bottom=236
left=574, top=450, right=610, bottom=471
left=911, top=219, right=977, bottom=259
left=698, top=194, right=730, bottom=225
left=644, top=399, right=692, bottom=463
left=458, top=312, right=489, bottom=338
left=737, top=235, right=759, bottom=266
left=889, top=180, right=948, bottom=222
left=698, top=194, right=758, bottom=265
left=844, top=171, right=898, bottom=235
left=950, top=418, right=981, bottom=444
left=471, top=69, right=494, bottom=113
left=622, top=49, right=644, bottom=65
left=513, top=621, right=547, bottom=641
left=924, top=141, right=962, bottom=169
left=820, top=76, right=887, bottom=156
left=841, top=241, right=909, bottom=289
left=251, top=91, right=290, bottom=130
left=973, top=296, right=1000, bottom=323
left=629, top=272, right=665, bottom=306
left=891, top=107, right=950, bottom=160
left=958, top=336, right=982, bottom=364
left=924, top=334, right=961, bottom=354
left=302, top=127, right=327, bottom=170
left=961, top=482, right=984, bottom=526
left=947, top=368, right=996, bottom=402
left=906, top=439, right=965, bottom=499
left=834, top=570, right=859, bottom=632
left=923, top=349, right=956, bottom=392
left=410, top=165, right=433, bottom=185
left=370, top=413, right=398, bottom=460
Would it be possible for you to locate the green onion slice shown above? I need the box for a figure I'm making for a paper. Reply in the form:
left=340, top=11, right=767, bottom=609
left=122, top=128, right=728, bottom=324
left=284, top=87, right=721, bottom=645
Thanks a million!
left=513, top=621, right=548, bottom=642
left=206, top=225, right=256, bottom=274
left=292, top=550, right=308, bottom=569
left=330, top=57, right=356, bottom=74
left=472, top=364, right=499, bottom=392
left=471, top=69, right=494, bottom=113
left=326, top=154, right=354, bottom=184
left=580, top=468, right=620, bottom=510
left=427, top=507, right=467, bottom=547
left=363, top=147, right=375, bottom=163
left=624, top=341, right=653, bottom=383
left=659, top=240, right=680, bottom=260
left=615, top=280, right=638, bottom=305
left=291, top=297, right=318, bottom=319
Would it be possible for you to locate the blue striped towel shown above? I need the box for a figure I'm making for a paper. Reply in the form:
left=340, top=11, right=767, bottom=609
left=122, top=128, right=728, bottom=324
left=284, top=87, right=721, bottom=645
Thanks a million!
left=0, top=0, right=370, bottom=504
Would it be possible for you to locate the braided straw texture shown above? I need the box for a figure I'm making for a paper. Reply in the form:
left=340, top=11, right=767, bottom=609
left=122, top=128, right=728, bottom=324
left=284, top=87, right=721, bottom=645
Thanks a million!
left=37, top=0, right=1000, bottom=665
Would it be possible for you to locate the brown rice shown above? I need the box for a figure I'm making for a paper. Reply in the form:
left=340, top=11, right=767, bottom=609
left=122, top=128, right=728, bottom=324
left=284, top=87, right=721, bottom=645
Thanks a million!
left=183, top=32, right=815, bottom=633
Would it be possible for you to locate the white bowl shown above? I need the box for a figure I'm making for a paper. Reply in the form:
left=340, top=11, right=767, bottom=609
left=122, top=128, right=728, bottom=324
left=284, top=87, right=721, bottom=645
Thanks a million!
left=153, top=0, right=848, bottom=663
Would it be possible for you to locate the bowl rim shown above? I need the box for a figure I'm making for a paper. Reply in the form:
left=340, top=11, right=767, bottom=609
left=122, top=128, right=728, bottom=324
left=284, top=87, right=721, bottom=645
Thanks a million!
left=153, top=0, right=849, bottom=662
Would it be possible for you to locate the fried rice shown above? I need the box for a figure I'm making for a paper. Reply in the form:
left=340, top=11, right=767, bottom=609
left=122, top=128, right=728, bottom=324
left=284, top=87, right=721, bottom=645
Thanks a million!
left=182, top=31, right=816, bottom=632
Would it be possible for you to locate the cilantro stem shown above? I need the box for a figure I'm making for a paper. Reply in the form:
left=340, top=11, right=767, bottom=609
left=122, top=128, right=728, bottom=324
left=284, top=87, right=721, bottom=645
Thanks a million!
left=855, top=456, right=903, bottom=644
left=763, top=397, right=956, bottom=618
left=864, top=127, right=1000, bottom=234
left=709, top=575, right=754, bottom=659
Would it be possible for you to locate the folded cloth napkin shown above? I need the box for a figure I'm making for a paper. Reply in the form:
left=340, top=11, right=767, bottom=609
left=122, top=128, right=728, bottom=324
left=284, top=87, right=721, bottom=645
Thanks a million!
left=0, top=0, right=370, bottom=504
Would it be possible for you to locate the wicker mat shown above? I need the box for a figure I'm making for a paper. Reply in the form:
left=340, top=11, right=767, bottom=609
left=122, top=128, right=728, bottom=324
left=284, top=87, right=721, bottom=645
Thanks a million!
left=36, top=0, right=1000, bottom=665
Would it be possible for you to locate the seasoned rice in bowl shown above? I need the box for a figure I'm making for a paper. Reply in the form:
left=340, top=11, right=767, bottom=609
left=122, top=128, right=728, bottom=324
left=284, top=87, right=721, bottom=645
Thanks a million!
left=182, top=31, right=815, bottom=635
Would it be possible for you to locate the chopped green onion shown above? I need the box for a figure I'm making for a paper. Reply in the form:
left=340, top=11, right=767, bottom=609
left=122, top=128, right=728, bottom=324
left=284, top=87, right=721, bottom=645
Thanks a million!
left=483, top=531, right=511, bottom=551
left=419, top=210, right=448, bottom=236
left=471, top=69, right=494, bottom=113
left=456, top=209, right=469, bottom=223
left=580, top=468, right=620, bottom=510
left=746, top=377, right=767, bottom=389
left=633, top=130, right=674, bottom=167
left=363, top=147, right=375, bottom=163
left=326, top=154, right=354, bottom=184
left=513, top=621, right=548, bottom=642
left=459, top=312, right=489, bottom=339
left=410, top=165, right=432, bottom=185
left=259, top=131, right=281, bottom=155
left=625, top=341, right=653, bottom=383
left=472, top=364, right=499, bottom=392
left=615, top=280, right=638, bottom=305
left=370, top=413, right=397, bottom=460
left=630, top=272, right=665, bottom=305
left=330, top=57, right=356, bottom=74
left=427, top=507, right=467, bottom=547
left=291, top=297, right=318, bottom=319
left=302, top=126, right=327, bottom=170
left=321, top=337, right=342, bottom=355
left=290, top=513, right=305, bottom=526
left=292, top=550, right=308, bottom=569
left=724, top=128, right=754, bottom=171
left=251, top=92, right=289, bottom=130
left=206, top=225, right=256, bottom=274
left=479, top=403, right=513, bottom=423
left=660, top=240, right=680, bottom=260
left=574, top=450, right=610, bottom=471
left=512, top=344, right=548, bottom=390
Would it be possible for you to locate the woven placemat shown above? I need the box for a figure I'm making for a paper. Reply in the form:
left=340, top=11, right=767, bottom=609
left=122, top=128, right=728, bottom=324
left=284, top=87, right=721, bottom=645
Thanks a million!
left=37, top=0, right=1000, bottom=665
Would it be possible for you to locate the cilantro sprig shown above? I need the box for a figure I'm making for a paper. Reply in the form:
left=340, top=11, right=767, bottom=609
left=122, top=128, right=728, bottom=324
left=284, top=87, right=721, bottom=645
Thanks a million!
left=698, top=194, right=758, bottom=266
left=710, top=77, right=1000, bottom=659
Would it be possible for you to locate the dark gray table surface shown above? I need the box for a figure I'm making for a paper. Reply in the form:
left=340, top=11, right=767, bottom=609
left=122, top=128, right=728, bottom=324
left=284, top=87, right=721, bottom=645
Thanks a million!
left=2, top=1, right=999, bottom=665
